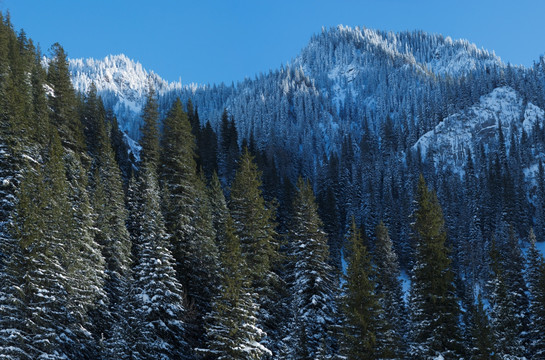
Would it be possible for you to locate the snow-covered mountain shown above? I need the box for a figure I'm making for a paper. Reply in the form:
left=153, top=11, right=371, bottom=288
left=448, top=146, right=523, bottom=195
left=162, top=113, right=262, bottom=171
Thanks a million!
left=69, top=26, right=503, bottom=143
left=415, top=86, right=545, bottom=174
left=65, top=24, right=545, bottom=275
left=70, top=54, right=183, bottom=139
left=68, top=26, right=543, bottom=189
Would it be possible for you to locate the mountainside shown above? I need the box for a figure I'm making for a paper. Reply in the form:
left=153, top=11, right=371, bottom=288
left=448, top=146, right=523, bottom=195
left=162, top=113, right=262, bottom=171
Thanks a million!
left=70, top=54, right=183, bottom=139
left=415, top=86, right=545, bottom=174
left=68, top=26, right=545, bottom=268
left=69, top=26, right=512, bottom=177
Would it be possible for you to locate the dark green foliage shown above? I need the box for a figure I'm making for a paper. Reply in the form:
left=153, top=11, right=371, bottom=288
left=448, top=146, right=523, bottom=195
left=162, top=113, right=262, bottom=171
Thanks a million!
left=467, top=294, right=496, bottom=360
left=200, top=173, right=269, bottom=359
left=159, top=98, right=219, bottom=346
left=341, top=218, right=381, bottom=360
left=128, top=166, right=191, bottom=360
left=47, top=43, right=85, bottom=151
left=289, top=177, right=338, bottom=359
left=409, top=175, right=462, bottom=359
left=139, top=86, right=160, bottom=170
left=229, top=148, right=284, bottom=352
left=526, top=229, right=545, bottom=357
left=373, top=221, right=407, bottom=358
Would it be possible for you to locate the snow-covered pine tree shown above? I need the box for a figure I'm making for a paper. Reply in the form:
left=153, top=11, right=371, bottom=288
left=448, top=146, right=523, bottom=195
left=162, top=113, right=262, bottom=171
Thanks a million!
left=139, top=85, right=160, bottom=171
left=488, top=236, right=525, bottom=359
left=409, top=175, right=462, bottom=359
left=129, top=166, right=191, bottom=360
left=340, top=218, right=381, bottom=360
left=199, top=173, right=270, bottom=359
left=229, top=148, right=284, bottom=353
left=466, top=293, right=495, bottom=359
left=373, top=221, right=407, bottom=358
left=159, top=98, right=220, bottom=345
left=288, top=177, right=338, bottom=359
left=526, top=228, right=545, bottom=357
left=83, top=86, right=133, bottom=351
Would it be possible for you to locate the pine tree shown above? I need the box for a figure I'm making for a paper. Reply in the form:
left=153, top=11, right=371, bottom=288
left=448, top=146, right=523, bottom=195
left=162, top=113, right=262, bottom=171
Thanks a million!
left=287, top=177, right=338, bottom=359
left=526, top=228, right=545, bottom=357
left=467, top=294, right=496, bottom=360
left=129, top=166, right=191, bottom=360
left=139, top=85, right=160, bottom=170
left=199, top=174, right=269, bottom=359
left=158, top=98, right=220, bottom=344
left=47, top=43, right=84, bottom=151
left=229, top=148, right=282, bottom=352
left=341, top=218, right=381, bottom=360
left=84, top=87, right=133, bottom=349
left=15, top=132, right=74, bottom=359
left=409, top=174, right=462, bottom=359
left=374, top=221, right=407, bottom=358
left=488, top=236, right=525, bottom=359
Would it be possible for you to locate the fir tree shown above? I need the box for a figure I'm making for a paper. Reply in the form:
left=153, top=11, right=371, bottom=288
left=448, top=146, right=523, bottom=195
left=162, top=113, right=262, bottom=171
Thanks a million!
left=341, top=218, right=381, bottom=360
left=159, top=98, right=220, bottom=344
left=526, top=228, right=545, bottom=357
left=199, top=174, right=269, bottom=359
left=47, top=43, right=84, bottom=151
left=374, top=221, right=407, bottom=358
left=229, top=148, right=283, bottom=352
left=129, top=166, right=191, bottom=360
left=467, top=294, right=496, bottom=360
left=139, top=85, right=160, bottom=170
left=409, top=174, right=462, bottom=359
left=488, top=236, right=525, bottom=359
left=288, top=177, right=338, bottom=359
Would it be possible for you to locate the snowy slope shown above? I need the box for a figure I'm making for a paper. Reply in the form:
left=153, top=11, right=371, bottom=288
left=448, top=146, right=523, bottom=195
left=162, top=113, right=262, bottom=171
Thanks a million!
left=70, top=54, right=183, bottom=139
left=414, top=86, right=545, bottom=174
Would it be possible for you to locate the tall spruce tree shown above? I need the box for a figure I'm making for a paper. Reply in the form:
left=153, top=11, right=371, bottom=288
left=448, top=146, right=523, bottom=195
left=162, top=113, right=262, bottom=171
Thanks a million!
left=129, top=166, right=191, bottom=360
left=409, top=175, right=462, bottom=359
left=288, top=177, right=338, bottom=359
left=467, top=294, right=495, bottom=360
left=139, top=85, right=160, bottom=171
left=229, top=148, right=283, bottom=353
left=526, top=228, right=545, bottom=357
left=158, top=98, right=220, bottom=345
left=199, top=173, right=269, bottom=359
left=374, top=221, right=407, bottom=358
left=83, top=87, right=133, bottom=348
left=341, top=218, right=381, bottom=360
left=488, top=236, right=525, bottom=359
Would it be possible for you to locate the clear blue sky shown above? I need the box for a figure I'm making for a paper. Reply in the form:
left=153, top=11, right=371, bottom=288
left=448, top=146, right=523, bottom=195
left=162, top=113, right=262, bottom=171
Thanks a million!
left=2, top=0, right=544, bottom=84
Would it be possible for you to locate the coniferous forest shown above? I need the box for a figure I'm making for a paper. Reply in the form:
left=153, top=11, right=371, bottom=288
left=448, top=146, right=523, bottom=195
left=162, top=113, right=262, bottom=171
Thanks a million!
left=3, top=11, right=545, bottom=360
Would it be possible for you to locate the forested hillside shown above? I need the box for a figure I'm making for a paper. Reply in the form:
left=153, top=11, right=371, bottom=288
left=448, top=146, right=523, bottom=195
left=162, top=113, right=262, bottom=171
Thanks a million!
left=2, top=13, right=545, bottom=359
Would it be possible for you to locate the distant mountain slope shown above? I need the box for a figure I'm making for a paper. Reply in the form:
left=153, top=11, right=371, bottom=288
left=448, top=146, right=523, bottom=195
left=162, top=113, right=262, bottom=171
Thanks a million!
left=415, top=86, right=545, bottom=174
left=70, top=54, right=183, bottom=139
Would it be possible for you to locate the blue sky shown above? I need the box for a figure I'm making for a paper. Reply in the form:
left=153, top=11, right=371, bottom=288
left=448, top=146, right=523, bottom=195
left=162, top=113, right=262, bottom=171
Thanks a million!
left=2, top=0, right=544, bottom=84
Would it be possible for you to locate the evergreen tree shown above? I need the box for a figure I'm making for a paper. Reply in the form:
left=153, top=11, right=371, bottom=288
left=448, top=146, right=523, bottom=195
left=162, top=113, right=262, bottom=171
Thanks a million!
left=139, top=85, right=160, bottom=170
left=159, top=98, right=220, bottom=344
left=129, top=166, right=191, bottom=360
left=488, top=236, right=525, bottom=359
left=47, top=43, right=84, bottom=151
left=409, top=174, right=462, bottom=359
left=83, top=87, right=133, bottom=349
left=288, top=177, right=338, bottom=359
left=526, top=229, right=545, bottom=357
left=341, top=218, right=381, bottom=360
left=374, top=221, right=407, bottom=358
left=229, top=148, right=282, bottom=352
left=467, top=294, right=496, bottom=360
left=199, top=174, right=269, bottom=359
